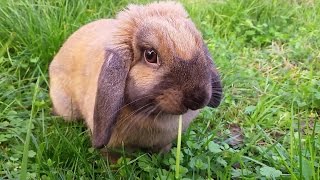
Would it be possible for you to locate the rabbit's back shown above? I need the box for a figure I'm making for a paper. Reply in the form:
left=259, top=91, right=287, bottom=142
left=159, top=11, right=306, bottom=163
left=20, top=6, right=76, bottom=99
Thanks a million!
left=49, top=19, right=116, bottom=130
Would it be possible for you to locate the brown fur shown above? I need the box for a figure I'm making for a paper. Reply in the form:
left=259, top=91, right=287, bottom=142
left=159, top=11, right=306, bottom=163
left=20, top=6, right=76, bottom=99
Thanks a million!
left=114, top=1, right=202, bottom=62
left=49, top=1, right=222, bottom=155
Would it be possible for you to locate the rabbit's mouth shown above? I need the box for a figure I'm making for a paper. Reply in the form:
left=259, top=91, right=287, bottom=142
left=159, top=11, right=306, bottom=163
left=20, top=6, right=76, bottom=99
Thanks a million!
left=154, top=93, right=189, bottom=115
left=148, top=103, right=188, bottom=115
left=126, top=86, right=211, bottom=115
left=126, top=96, right=189, bottom=116
left=154, top=86, right=211, bottom=114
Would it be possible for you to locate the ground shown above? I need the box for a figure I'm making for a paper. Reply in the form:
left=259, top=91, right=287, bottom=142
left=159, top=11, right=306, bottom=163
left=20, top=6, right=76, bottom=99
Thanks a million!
left=0, top=0, right=319, bottom=179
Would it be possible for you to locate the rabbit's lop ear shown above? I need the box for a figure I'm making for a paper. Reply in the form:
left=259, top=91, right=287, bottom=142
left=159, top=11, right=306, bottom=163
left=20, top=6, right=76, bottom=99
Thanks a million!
left=203, top=45, right=223, bottom=108
left=93, top=49, right=130, bottom=149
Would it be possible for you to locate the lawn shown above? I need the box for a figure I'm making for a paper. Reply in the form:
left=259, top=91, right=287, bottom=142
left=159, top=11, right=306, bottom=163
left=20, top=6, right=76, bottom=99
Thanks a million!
left=0, top=0, right=319, bottom=179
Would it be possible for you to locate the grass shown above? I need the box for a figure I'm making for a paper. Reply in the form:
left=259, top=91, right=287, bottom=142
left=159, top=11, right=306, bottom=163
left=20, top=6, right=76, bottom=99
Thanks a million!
left=0, top=0, right=319, bottom=179
left=175, top=115, right=183, bottom=179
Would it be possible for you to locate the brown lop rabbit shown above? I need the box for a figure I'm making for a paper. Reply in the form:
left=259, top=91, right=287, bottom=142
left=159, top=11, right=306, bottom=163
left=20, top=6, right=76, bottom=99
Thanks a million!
left=49, top=1, right=222, bottom=153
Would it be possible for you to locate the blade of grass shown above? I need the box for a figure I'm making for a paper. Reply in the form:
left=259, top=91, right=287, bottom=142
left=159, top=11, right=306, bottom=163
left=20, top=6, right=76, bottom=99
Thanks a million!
left=0, top=33, right=14, bottom=57
left=175, top=115, right=182, bottom=179
left=20, top=76, right=40, bottom=180
left=290, top=100, right=296, bottom=179
left=296, top=104, right=303, bottom=179
left=256, top=125, right=297, bottom=179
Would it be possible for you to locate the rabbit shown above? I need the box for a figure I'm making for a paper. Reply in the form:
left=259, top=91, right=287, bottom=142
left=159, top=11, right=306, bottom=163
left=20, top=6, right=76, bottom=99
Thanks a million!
left=49, top=1, right=222, bottom=153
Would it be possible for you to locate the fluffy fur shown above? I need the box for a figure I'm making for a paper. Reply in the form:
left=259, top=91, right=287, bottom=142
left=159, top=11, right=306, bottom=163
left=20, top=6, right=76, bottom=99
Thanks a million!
left=49, top=1, right=222, bottom=153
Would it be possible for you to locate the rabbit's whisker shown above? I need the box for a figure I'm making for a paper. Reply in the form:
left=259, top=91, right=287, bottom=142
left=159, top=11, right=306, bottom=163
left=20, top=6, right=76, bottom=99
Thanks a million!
left=122, top=103, right=157, bottom=136
left=132, top=105, right=158, bottom=134
left=211, top=79, right=221, bottom=83
left=117, top=102, right=153, bottom=130
left=105, top=95, right=155, bottom=124
left=112, top=94, right=154, bottom=115
left=211, top=88, right=223, bottom=92
left=153, top=109, right=162, bottom=125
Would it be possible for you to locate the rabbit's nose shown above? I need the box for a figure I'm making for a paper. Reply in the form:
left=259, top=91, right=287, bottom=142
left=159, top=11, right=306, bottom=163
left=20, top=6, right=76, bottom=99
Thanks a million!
left=183, top=89, right=210, bottom=110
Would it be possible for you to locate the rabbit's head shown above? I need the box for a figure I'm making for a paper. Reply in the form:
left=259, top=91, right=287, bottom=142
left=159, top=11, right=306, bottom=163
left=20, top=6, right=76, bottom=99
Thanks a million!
left=93, top=2, right=222, bottom=148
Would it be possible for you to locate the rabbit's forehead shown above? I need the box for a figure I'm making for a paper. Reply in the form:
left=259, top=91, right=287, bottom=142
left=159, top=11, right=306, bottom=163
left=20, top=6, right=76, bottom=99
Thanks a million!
left=137, top=19, right=203, bottom=62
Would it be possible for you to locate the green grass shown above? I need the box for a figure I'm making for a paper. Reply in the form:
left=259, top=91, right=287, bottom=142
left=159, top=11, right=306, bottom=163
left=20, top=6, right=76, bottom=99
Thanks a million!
left=0, top=0, right=319, bottom=179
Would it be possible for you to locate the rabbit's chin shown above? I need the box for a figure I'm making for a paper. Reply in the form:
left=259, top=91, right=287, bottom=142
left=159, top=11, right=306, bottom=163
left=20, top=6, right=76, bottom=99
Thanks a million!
left=159, top=106, right=188, bottom=115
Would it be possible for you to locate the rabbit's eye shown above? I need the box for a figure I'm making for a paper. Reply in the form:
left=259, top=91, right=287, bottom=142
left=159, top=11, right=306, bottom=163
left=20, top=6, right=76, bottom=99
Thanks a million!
left=144, top=49, right=158, bottom=64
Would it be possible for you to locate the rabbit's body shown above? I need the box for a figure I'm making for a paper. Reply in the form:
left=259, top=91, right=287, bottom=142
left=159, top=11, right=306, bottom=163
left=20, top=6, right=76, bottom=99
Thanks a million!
left=50, top=19, right=199, bottom=151
left=50, top=19, right=115, bottom=130
left=109, top=108, right=199, bottom=151
left=50, top=2, right=222, bottom=153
